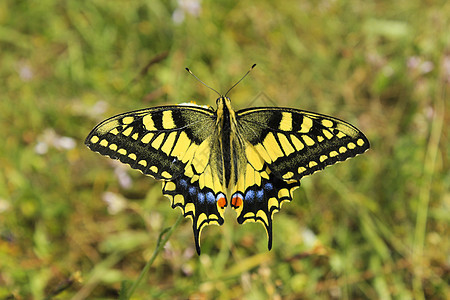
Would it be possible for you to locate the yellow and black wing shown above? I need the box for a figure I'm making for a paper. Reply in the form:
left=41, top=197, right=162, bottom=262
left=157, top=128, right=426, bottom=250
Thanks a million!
left=231, top=107, right=370, bottom=249
left=85, top=105, right=226, bottom=254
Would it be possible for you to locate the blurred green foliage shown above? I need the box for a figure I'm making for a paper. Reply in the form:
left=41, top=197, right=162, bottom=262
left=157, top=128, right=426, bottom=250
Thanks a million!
left=0, top=0, right=448, bottom=299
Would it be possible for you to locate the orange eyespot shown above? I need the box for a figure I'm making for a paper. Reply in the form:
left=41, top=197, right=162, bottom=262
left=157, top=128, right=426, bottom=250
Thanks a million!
left=231, top=194, right=243, bottom=208
left=217, top=194, right=227, bottom=209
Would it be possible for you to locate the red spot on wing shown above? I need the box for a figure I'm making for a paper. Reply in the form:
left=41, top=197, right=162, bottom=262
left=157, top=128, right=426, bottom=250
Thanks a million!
left=217, top=193, right=227, bottom=209
left=231, top=193, right=243, bottom=208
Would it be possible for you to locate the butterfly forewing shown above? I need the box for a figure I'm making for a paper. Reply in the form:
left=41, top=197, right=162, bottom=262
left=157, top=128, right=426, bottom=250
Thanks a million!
left=236, top=107, right=370, bottom=181
left=86, top=106, right=218, bottom=179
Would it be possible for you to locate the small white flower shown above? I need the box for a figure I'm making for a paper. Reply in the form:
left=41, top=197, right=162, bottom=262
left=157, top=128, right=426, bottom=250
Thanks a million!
left=34, top=129, right=76, bottom=154
left=301, top=227, right=317, bottom=247
left=407, top=56, right=434, bottom=74
left=114, top=163, right=133, bottom=189
left=172, top=0, right=202, bottom=24
left=102, top=192, right=127, bottom=214
left=19, top=64, right=33, bottom=81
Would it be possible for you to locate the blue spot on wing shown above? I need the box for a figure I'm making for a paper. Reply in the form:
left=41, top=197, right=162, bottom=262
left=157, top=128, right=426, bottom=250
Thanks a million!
left=206, top=192, right=215, bottom=204
left=189, top=186, right=196, bottom=196
left=244, top=190, right=255, bottom=203
left=179, top=179, right=188, bottom=188
left=264, top=183, right=273, bottom=191
left=256, top=189, right=264, bottom=201
left=197, top=193, right=205, bottom=203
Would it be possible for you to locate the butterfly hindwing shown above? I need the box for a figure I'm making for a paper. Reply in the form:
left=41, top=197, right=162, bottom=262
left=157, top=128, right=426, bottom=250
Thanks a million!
left=230, top=165, right=300, bottom=250
left=162, top=168, right=227, bottom=254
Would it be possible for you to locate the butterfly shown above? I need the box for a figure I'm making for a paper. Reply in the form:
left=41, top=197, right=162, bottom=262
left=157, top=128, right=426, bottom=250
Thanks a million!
left=85, top=65, right=370, bottom=254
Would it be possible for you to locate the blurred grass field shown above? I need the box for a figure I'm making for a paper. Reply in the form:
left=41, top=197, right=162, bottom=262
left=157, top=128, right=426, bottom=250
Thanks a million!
left=1, top=0, right=449, bottom=299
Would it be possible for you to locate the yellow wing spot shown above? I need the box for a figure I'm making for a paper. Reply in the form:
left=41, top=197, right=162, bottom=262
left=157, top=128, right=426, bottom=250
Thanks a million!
left=282, top=172, right=294, bottom=179
left=100, top=139, right=108, bottom=147
left=192, top=139, right=211, bottom=173
left=263, top=132, right=284, bottom=161
left=322, top=129, right=333, bottom=139
left=162, top=110, right=176, bottom=129
left=260, top=171, right=269, bottom=180
left=90, top=136, right=99, bottom=143
left=184, top=164, right=194, bottom=177
left=122, top=127, right=133, bottom=137
left=128, top=153, right=137, bottom=160
left=143, top=114, right=156, bottom=130
left=336, top=123, right=359, bottom=137
left=268, top=197, right=279, bottom=210
left=138, top=160, right=147, bottom=167
left=132, top=133, right=139, bottom=140
left=171, top=131, right=191, bottom=157
left=109, top=144, right=118, bottom=151
left=122, top=116, right=134, bottom=124
left=299, top=117, right=313, bottom=133
left=347, top=142, right=356, bottom=149
left=357, top=138, right=365, bottom=146
left=339, top=147, right=347, bottom=153
left=161, top=132, right=177, bottom=155
left=151, top=133, right=166, bottom=149
left=321, top=119, right=334, bottom=128
left=150, top=165, right=158, bottom=173
left=319, top=155, right=328, bottom=162
left=243, top=212, right=255, bottom=220
left=184, top=202, right=195, bottom=214
left=110, top=128, right=120, bottom=135
left=208, top=215, right=219, bottom=221
left=197, top=213, right=207, bottom=229
left=254, top=143, right=272, bottom=163
left=191, top=174, right=200, bottom=183
left=161, top=171, right=172, bottom=179
left=165, top=181, right=176, bottom=191
left=117, top=148, right=127, bottom=155
left=277, top=133, right=295, bottom=156
left=317, top=136, right=324, bottom=142
left=330, top=151, right=339, bottom=157
left=173, top=194, right=185, bottom=206
left=246, top=144, right=264, bottom=171
left=309, top=161, right=317, bottom=168
left=336, top=132, right=346, bottom=139
left=290, top=135, right=304, bottom=151
left=277, top=188, right=289, bottom=199
left=298, top=166, right=307, bottom=174
left=141, top=132, right=154, bottom=144
left=256, top=210, right=269, bottom=225
left=303, top=135, right=315, bottom=146
left=181, top=143, right=198, bottom=163
left=279, top=112, right=293, bottom=131
left=253, top=170, right=262, bottom=186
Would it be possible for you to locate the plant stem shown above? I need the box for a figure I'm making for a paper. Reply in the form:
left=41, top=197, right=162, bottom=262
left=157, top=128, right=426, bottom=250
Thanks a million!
left=126, top=213, right=184, bottom=298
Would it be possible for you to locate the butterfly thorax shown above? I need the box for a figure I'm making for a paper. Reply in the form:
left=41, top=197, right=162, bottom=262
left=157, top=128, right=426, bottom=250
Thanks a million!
left=215, top=96, right=242, bottom=191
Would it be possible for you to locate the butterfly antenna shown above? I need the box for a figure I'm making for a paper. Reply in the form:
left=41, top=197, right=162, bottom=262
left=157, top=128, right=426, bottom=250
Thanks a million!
left=185, top=68, right=221, bottom=97
left=224, top=64, right=256, bottom=97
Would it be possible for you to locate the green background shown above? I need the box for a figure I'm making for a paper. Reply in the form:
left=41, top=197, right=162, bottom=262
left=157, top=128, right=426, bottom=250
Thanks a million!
left=1, top=0, right=448, bottom=298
